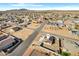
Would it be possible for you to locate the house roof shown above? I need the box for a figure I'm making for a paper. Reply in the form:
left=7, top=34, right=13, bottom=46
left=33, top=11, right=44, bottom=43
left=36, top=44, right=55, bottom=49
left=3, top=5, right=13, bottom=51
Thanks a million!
left=49, top=36, right=56, bottom=41
left=0, top=36, right=15, bottom=49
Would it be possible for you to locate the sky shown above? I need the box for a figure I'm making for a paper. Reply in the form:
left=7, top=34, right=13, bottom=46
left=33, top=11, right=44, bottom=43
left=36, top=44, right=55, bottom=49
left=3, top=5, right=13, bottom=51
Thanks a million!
left=0, top=3, right=79, bottom=11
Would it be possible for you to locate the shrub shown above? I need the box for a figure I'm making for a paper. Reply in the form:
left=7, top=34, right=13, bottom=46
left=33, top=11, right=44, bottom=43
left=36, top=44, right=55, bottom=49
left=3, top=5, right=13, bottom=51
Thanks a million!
left=60, top=52, right=71, bottom=56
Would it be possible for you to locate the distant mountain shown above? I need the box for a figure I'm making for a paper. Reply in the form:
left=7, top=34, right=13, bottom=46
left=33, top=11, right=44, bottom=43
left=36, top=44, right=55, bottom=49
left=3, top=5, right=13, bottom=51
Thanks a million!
left=6, top=9, right=29, bottom=11
left=19, top=9, right=29, bottom=11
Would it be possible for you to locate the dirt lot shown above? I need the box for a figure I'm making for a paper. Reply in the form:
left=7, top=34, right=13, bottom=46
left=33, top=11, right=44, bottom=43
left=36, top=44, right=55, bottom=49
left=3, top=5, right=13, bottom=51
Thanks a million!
left=11, top=28, right=34, bottom=40
left=42, top=24, right=79, bottom=40
left=63, top=39, right=79, bottom=56
left=2, top=27, right=34, bottom=40
left=27, top=21, right=41, bottom=30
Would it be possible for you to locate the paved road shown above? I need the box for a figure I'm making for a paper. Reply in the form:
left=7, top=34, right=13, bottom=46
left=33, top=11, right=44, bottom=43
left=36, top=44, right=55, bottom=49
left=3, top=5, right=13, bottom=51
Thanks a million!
left=8, top=21, right=46, bottom=56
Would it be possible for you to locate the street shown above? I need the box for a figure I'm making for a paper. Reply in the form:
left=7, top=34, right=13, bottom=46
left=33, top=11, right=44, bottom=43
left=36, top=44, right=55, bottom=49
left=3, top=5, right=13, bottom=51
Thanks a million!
left=8, top=21, right=46, bottom=56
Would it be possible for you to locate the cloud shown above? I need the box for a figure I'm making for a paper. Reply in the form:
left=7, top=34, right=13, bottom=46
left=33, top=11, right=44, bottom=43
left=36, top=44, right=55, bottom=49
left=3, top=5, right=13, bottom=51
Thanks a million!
left=28, top=6, right=79, bottom=10
left=30, top=4, right=43, bottom=6
left=11, top=3, right=79, bottom=10
left=11, top=3, right=26, bottom=6
left=11, top=3, right=43, bottom=7
left=52, top=6, right=79, bottom=10
left=40, top=5, right=79, bottom=10
left=1, top=3, right=79, bottom=10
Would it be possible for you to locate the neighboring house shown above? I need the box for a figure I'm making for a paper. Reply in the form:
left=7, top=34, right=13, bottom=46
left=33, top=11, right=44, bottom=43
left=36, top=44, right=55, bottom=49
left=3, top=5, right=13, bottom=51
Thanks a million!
left=71, top=29, right=79, bottom=35
left=72, top=19, right=79, bottom=24
left=64, top=19, right=76, bottom=32
left=48, top=20, right=64, bottom=27
left=12, top=27, right=22, bottom=32
left=0, top=36, right=15, bottom=50
left=56, top=20, right=64, bottom=27
left=0, top=33, right=22, bottom=54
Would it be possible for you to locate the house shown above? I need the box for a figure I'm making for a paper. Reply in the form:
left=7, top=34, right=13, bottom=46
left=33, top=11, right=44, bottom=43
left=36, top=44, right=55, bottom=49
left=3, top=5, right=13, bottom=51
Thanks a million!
left=46, top=34, right=51, bottom=39
left=12, top=27, right=22, bottom=32
left=48, top=20, right=64, bottom=28
left=0, top=36, right=15, bottom=50
left=56, top=20, right=64, bottom=27
left=43, top=36, right=57, bottom=45
left=0, top=34, right=8, bottom=41
left=49, top=36, right=56, bottom=44
left=64, top=19, right=73, bottom=28
left=72, top=19, right=79, bottom=24
left=40, top=35, right=59, bottom=53
left=71, top=29, right=79, bottom=35
left=0, top=33, right=22, bottom=54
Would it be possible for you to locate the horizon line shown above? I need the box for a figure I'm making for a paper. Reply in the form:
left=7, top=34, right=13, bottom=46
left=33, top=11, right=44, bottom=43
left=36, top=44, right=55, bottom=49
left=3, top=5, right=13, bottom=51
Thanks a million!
left=1, top=8, right=79, bottom=11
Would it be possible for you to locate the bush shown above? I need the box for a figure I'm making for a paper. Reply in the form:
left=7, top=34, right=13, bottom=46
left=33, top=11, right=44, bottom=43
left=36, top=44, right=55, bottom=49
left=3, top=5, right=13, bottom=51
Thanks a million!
left=60, top=52, right=71, bottom=56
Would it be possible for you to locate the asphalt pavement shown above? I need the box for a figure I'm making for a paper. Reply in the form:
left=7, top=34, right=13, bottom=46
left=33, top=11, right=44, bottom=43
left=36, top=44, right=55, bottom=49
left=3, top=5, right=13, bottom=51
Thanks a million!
left=8, top=22, right=46, bottom=56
